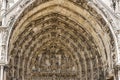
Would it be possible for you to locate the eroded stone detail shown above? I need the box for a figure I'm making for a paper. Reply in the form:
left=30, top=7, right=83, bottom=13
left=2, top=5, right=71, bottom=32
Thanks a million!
left=0, top=27, right=8, bottom=64
left=6, top=12, right=108, bottom=80
left=30, top=43, right=79, bottom=80
left=1, top=0, right=117, bottom=80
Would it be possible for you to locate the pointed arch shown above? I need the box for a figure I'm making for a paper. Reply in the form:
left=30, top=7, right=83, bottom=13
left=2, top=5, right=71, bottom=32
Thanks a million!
left=6, top=0, right=118, bottom=80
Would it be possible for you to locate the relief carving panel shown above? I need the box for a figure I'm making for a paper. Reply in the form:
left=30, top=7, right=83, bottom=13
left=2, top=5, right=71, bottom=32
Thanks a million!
left=31, top=43, right=79, bottom=80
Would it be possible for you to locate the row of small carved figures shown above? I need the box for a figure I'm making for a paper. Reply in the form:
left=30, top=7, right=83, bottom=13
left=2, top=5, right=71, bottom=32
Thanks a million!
left=31, top=71, right=78, bottom=77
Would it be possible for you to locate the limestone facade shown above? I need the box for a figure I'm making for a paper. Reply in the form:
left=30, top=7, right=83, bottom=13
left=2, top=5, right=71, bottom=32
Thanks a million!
left=0, top=0, right=120, bottom=80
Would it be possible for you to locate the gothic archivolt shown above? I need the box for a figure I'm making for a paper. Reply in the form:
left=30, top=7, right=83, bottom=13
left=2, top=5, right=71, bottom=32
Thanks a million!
left=6, top=0, right=116, bottom=80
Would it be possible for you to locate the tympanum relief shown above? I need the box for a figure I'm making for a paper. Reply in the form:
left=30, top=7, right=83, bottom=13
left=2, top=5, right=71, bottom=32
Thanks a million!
left=30, top=43, right=78, bottom=80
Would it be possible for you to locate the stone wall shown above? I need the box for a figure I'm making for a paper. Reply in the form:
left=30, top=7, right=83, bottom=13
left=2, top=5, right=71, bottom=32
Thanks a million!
left=0, top=0, right=120, bottom=80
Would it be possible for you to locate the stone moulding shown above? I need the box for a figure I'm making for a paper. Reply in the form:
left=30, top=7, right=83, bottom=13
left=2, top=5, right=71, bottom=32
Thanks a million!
left=4, top=0, right=119, bottom=80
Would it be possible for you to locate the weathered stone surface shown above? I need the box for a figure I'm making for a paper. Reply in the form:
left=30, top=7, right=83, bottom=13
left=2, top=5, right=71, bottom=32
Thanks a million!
left=0, top=0, right=120, bottom=80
